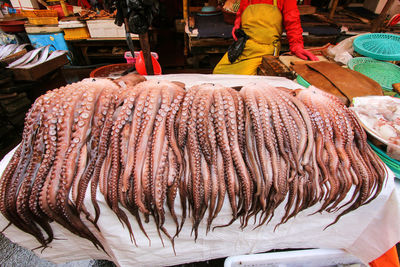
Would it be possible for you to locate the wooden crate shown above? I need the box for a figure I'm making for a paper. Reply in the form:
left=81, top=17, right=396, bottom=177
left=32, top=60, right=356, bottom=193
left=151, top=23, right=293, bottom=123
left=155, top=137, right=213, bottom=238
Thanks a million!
left=257, top=56, right=296, bottom=79
left=0, top=49, right=27, bottom=65
left=11, top=53, right=69, bottom=81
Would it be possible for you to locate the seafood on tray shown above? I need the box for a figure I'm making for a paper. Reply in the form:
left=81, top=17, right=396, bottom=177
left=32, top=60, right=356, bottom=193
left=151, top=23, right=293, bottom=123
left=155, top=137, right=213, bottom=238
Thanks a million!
left=7, top=45, right=68, bottom=69
left=0, top=44, right=29, bottom=60
left=352, top=96, right=400, bottom=160
left=0, top=74, right=387, bottom=253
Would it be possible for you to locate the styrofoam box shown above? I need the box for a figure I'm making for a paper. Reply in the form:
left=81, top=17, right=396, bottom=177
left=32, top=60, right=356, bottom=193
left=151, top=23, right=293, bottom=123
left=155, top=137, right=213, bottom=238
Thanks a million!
left=86, top=19, right=138, bottom=38
left=224, top=249, right=365, bottom=267
left=59, top=21, right=87, bottom=29
left=10, top=0, right=39, bottom=10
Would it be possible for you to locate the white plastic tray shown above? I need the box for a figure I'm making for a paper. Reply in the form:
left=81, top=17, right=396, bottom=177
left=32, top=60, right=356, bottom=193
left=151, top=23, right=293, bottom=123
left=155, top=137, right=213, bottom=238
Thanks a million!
left=224, top=248, right=364, bottom=267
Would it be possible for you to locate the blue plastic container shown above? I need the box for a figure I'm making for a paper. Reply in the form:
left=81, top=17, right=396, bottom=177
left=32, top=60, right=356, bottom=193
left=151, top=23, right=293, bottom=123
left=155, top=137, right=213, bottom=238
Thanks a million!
left=27, top=32, right=69, bottom=52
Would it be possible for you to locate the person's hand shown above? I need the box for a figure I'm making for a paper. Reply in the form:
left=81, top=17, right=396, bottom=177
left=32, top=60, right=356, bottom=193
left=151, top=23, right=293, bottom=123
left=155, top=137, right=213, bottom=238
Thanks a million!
left=292, top=48, right=319, bottom=61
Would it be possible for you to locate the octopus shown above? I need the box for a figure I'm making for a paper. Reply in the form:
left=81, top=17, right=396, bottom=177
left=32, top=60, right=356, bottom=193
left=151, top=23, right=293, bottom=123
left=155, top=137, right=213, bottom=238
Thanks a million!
left=0, top=75, right=387, bottom=254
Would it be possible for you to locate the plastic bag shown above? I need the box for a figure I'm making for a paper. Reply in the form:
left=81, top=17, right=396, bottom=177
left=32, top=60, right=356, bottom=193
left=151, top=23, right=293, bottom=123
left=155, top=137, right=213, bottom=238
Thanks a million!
left=326, top=33, right=368, bottom=64
left=227, top=29, right=249, bottom=63
left=115, top=0, right=159, bottom=34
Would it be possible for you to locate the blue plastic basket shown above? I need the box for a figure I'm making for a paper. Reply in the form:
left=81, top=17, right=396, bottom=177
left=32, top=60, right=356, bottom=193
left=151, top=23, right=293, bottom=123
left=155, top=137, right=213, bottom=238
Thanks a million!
left=348, top=57, right=400, bottom=91
left=353, top=33, right=400, bottom=61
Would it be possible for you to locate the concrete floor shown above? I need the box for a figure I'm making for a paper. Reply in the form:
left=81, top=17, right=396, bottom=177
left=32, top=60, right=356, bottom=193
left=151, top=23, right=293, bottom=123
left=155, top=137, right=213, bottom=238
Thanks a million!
left=0, top=234, right=115, bottom=267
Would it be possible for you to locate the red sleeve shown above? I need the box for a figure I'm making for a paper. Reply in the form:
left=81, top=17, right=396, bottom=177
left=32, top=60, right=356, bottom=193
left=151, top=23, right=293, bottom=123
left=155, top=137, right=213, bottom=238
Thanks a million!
left=233, top=0, right=249, bottom=29
left=281, top=0, right=304, bottom=53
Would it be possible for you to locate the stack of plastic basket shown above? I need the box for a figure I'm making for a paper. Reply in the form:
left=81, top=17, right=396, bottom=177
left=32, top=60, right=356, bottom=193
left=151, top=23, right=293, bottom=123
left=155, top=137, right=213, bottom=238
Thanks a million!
left=348, top=33, right=400, bottom=96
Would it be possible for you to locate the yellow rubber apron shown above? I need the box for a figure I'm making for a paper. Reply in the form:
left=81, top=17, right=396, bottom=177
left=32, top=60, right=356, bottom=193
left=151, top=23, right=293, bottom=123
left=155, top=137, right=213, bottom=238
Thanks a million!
left=213, top=0, right=283, bottom=75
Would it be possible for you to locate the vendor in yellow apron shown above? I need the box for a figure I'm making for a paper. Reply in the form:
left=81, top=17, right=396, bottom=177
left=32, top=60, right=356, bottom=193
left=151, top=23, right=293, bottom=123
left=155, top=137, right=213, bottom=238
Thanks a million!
left=213, top=0, right=282, bottom=75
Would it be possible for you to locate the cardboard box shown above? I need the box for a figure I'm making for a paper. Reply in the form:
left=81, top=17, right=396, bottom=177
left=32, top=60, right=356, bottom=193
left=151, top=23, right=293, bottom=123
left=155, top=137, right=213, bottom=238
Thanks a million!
left=86, top=19, right=138, bottom=38
left=10, top=0, right=39, bottom=10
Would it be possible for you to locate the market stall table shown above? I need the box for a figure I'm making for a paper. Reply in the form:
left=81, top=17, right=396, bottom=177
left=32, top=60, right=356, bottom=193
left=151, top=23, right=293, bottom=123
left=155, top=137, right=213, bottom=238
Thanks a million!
left=67, top=38, right=141, bottom=65
left=0, top=74, right=399, bottom=267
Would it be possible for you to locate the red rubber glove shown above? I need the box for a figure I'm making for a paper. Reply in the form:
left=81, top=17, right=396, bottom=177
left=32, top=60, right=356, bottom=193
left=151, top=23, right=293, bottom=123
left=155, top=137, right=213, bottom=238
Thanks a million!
left=232, top=26, right=239, bottom=41
left=232, top=15, right=241, bottom=41
left=292, top=47, right=319, bottom=61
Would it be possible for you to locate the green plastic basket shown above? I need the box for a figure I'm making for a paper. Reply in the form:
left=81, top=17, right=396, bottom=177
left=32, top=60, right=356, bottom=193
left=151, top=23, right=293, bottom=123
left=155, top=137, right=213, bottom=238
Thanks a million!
left=353, top=33, right=400, bottom=61
left=348, top=57, right=400, bottom=91
left=368, top=141, right=400, bottom=178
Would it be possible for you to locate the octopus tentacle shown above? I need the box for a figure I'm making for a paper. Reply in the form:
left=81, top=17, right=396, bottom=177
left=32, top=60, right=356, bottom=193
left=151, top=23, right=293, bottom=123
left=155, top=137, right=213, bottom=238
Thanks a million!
left=213, top=89, right=238, bottom=222
left=4, top=96, right=44, bottom=235
left=74, top=85, right=115, bottom=214
left=90, top=89, right=117, bottom=225
left=254, top=91, right=284, bottom=223
left=207, top=106, right=226, bottom=224
left=134, top=83, right=163, bottom=216
left=186, top=87, right=205, bottom=238
left=15, top=122, right=50, bottom=246
left=166, top=148, right=180, bottom=236
left=150, top=83, right=182, bottom=244
left=108, top=96, right=137, bottom=244
left=222, top=88, right=252, bottom=221
left=165, top=92, right=185, bottom=236
left=55, top=82, right=105, bottom=249
left=241, top=87, right=265, bottom=209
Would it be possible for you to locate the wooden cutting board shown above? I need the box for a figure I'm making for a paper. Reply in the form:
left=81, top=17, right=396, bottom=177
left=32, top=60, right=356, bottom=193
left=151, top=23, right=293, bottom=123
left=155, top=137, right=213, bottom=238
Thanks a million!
left=293, top=61, right=383, bottom=105
left=292, top=62, right=348, bottom=105
left=306, top=61, right=383, bottom=101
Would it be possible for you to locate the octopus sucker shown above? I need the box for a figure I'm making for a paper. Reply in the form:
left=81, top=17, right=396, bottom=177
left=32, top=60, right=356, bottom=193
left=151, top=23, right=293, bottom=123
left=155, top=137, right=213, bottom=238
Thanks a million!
left=0, top=76, right=387, bottom=251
